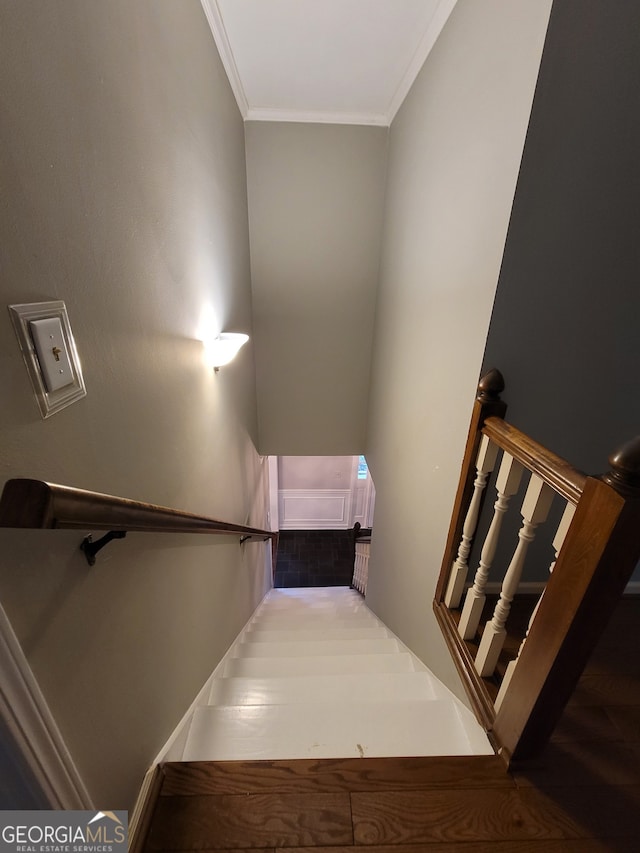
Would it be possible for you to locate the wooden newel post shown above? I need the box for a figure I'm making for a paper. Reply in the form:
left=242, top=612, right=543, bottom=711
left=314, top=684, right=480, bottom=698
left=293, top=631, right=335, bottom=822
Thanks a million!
left=492, top=435, right=640, bottom=763
left=601, top=436, right=640, bottom=497
left=435, top=369, right=507, bottom=604
left=476, top=368, right=505, bottom=405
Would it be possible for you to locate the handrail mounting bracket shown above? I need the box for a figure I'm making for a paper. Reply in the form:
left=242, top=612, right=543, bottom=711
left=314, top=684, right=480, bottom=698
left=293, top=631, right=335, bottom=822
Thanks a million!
left=81, top=530, right=127, bottom=566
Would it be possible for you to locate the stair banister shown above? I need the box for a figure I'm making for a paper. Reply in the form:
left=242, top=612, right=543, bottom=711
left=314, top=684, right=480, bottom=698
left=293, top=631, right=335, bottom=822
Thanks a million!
left=434, top=370, right=640, bottom=763
left=444, top=434, right=499, bottom=609
left=458, top=452, right=524, bottom=640
left=474, top=473, right=555, bottom=677
left=494, top=501, right=576, bottom=710
left=0, top=478, right=276, bottom=564
left=434, top=368, right=507, bottom=604
left=492, top=436, right=640, bottom=762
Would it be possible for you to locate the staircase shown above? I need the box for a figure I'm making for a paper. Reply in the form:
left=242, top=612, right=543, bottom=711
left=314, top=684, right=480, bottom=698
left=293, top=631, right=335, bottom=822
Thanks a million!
left=179, top=586, right=492, bottom=761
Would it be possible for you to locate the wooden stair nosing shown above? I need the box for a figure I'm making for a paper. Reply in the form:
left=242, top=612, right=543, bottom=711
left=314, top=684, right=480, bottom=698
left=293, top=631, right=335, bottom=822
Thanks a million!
left=159, top=755, right=509, bottom=796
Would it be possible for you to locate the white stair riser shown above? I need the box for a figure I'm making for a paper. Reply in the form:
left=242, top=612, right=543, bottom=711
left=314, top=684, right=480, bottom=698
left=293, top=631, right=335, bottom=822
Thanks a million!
left=253, top=606, right=377, bottom=618
left=183, top=702, right=494, bottom=762
left=256, top=592, right=369, bottom=611
left=233, top=638, right=400, bottom=658
left=266, top=588, right=358, bottom=598
left=223, top=652, right=418, bottom=678
left=249, top=617, right=380, bottom=630
left=244, top=627, right=391, bottom=642
left=258, top=597, right=363, bottom=606
left=179, top=586, right=493, bottom=763
left=207, top=672, right=449, bottom=706
left=253, top=606, right=375, bottom=615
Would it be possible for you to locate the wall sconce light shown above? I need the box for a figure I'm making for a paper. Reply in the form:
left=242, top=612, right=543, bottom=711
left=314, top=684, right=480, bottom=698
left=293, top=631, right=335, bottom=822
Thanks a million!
left=210, top=332, right=249, bottom=371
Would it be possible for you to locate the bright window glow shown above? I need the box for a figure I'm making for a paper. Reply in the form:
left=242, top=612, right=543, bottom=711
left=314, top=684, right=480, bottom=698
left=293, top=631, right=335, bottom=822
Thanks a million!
left=357, top=455, right=369, bottom=480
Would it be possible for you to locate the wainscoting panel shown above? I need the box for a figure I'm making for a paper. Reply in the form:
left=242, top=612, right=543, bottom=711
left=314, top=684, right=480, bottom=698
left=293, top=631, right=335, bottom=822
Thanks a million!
left=279, top=490, right=351, bottom=530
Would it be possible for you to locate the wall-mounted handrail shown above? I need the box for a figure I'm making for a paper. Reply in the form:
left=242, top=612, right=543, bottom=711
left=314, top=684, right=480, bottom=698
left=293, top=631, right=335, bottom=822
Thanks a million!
left=0, top=478, right=275, bottom=540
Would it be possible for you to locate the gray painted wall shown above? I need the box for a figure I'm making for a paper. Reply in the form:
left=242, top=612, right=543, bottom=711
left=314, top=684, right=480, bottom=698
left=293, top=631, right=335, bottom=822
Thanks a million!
left=0, top=0, right=270, bottom=808
left=482, top=0, right=640, bottom=474
left=482, top=0, right=640, bottom=583
left=364, top=0, right=553, bottom=700
left=246, top=122, right=388, bottom=455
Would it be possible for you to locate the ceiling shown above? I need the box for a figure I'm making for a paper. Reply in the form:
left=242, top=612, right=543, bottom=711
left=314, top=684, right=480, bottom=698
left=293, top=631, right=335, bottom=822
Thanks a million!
left=200, top=0, right=457, bottom=126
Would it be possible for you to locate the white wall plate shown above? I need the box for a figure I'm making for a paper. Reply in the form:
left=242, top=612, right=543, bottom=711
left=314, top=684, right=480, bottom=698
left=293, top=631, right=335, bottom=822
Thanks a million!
left=8, top=301, right=86, bottom=419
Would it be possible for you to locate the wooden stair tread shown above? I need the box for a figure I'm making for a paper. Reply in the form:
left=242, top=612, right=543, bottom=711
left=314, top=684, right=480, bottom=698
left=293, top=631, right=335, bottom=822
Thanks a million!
left=145, top=791, right=352, bottom=851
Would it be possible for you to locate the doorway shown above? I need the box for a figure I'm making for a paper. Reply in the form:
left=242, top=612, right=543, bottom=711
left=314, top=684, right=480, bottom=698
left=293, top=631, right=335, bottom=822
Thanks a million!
left=268, top=456, right=375, bottom=588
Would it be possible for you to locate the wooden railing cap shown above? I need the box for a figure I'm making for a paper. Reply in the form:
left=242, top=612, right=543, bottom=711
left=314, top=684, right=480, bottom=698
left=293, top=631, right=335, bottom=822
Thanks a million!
left=477, top=368, right=505, bottom=403
left=603, top=436, right=640, bottom=497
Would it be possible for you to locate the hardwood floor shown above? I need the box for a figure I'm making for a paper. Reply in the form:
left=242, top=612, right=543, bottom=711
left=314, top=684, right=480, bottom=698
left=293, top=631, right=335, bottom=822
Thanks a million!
left=142, top=598, right=640, bottom=852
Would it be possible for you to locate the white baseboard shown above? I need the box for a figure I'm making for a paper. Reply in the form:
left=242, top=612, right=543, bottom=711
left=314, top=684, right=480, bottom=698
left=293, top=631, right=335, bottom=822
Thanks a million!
left=128, top=763, right=163, bottom=853
left=0, top=600, right=93, bottom=809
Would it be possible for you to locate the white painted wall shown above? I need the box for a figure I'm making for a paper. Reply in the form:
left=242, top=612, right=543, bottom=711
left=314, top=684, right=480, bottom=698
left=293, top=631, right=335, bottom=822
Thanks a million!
left=274, top=456, right=376, bottom=530
left=279, top=456, right=354, bottom=490
left=278, top=456, right=356, bottom=530
left=245, top=121, right=388, bottom=455
left=364, top=0, right=553, bottom=702
left=0, top=0, right=270, bottom=809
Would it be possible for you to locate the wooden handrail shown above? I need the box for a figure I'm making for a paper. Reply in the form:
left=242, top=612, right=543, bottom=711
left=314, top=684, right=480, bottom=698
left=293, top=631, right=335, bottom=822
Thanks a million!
left=434, top=369, right=640, bottom=766
left=0, top=478, right=275, bottom=540
left=482, top=417, right=587, bottom=505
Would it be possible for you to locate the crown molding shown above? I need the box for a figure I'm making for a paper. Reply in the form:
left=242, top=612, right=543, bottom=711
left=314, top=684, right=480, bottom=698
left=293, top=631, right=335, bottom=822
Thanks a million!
left=200, top=0, right=249, bottom=118
left=385, top=0, right=457, bottom=124
left=201, top=0, right=456, bottom=128
left=246, top=107, right=389, bottom=127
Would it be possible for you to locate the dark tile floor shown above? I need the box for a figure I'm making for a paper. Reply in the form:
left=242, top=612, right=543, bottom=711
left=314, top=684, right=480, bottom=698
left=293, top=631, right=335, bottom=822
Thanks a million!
left=273, top=530, right=355, bottom=588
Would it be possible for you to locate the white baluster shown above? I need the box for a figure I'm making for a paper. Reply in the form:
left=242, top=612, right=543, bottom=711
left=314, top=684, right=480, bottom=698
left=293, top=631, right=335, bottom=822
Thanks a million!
left=353, top=542, right=370, bottom=594
left=458, top=453, right=524, bottom=640
left=495, top=501, right=576, bottom=710
left=444, top=435, right=499, bottom=608
left=361, top=543, right=370, bottom=594
left=354, top=548, right=362, bottom=592
left=475, top=474, right=555, bottom=677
